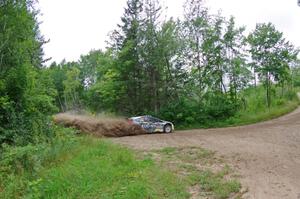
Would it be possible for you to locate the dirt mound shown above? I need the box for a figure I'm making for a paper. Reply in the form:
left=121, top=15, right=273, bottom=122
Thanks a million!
left=53, top=113, right=146, bottom=137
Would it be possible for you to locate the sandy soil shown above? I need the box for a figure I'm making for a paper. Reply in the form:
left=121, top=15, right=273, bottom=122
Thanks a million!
left=112, top=108, right=300, bottom=199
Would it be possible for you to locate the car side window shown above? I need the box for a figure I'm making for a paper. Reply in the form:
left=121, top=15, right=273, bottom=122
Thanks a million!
left=141, top=117, right=149, bottom=122
left=149, top=117, right=161, bottom=123
left=135, top=118, right=142, bottom=123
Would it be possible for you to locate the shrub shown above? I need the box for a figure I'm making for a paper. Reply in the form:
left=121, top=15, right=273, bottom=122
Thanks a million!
left=203, top=92, right=239, bottom=120
left=156, top=93, right=240, bottom=127
left=0, top=126, right=80, bottom=198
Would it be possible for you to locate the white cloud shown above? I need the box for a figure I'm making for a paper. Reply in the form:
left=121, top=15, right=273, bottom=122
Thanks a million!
left=38, top=0, right=300, bottom=64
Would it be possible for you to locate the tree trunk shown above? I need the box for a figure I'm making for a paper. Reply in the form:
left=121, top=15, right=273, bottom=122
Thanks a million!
left=266, top=73, right=271, bottom=109
left=281, top=82, right=284, bottom=97
left=57, top=94, right=65, bottom=112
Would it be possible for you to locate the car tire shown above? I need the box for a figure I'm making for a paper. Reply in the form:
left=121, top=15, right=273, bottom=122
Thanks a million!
left=164, top=124, right=172, bottom=133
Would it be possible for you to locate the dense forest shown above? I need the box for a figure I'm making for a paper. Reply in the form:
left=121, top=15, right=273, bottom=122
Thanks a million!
left=1, top=0, right=300, bottom=146
left=47, top=0, right=300, bottom=126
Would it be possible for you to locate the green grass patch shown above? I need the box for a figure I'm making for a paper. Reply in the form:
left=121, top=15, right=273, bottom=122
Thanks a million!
left=0, top=133, right=189, bottom=199
left=32, top=139, right=188, bottom=199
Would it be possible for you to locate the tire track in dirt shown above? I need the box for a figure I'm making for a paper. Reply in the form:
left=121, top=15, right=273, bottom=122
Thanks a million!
left=112, top=108, right=300, bottom=199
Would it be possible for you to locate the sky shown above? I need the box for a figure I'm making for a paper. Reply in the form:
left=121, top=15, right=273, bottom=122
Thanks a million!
left=38, top=0, right=300, bottom=65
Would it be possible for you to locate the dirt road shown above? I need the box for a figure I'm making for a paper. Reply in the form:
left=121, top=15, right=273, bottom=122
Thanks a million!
left=112, top=108, right=300, bottom=199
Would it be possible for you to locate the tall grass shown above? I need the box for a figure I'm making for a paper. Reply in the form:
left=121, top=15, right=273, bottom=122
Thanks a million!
left=224, top=86, right=299, bottom=126
left=181, top=85, right=299, bottom=129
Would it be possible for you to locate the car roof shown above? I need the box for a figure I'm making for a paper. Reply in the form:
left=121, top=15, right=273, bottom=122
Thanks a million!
left=130, top=115, right=166, bottom=121
left=131, top=115, right=164, bottom=121
left=130, top=115, right=151, bottom=119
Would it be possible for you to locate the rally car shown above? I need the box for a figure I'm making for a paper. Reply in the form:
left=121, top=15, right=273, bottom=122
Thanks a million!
left=128, top=115, right=174, bottom=133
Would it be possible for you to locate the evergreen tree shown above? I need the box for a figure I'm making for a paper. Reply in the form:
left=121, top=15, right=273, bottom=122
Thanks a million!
left=113, top=0, right=144, bottom=114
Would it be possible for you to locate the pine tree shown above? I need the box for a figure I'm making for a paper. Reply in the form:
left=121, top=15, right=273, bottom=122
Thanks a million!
left=112, top=0, right=144, bottom=114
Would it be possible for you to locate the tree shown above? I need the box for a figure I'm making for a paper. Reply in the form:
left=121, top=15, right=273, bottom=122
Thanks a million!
left=110, top=0, right=144, bottom=114
left=248, top=23, right=298, bottom=107
left=183, top=0, right=210, bottom=100
left=0, top=0, right=57, bottom=145
left=80, top=50, right=119, bottom=112
left=203, top=14, right=226, bottom=93
left=223, top=16, right=250, bottom=101
left=291, top=59, right=300, bottom=87
left=48, top=62, right=67, bottom=111
left=157, top=19, right=187, bottom=102
left=78, top=50, right=115, bottom=89
left=139, top=0, right=163, bottom=113
left=87, top=67, right=123, bottom=112
left=63, top=66, right=82, bottom=110
left=79, top=50, right=102, bottom=88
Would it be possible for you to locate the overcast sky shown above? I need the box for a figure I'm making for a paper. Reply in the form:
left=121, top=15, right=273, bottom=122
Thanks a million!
left=38, top=0, right=300, bottom=64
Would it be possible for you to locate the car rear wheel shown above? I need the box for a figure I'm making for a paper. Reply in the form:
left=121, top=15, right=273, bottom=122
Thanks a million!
left=164, top=124, right=172, bottom=133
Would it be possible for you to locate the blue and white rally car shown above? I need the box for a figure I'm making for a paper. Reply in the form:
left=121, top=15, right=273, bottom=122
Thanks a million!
left=128, top=115, right=174, bottom=133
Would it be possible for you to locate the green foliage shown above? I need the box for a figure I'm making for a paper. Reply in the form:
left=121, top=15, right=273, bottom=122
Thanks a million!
left=26, top=69, right=58, bottom=114
left=171, top=85, right=299, bottom=129
left=48, top=62, right=68, bottom=111
left=156, top=93, right=239, bottom=127
left=63, top=66, right=83, bottom=110
left=292, top=62, right=300, bottom=87
left=0, top=0, right=57, bottom=145
left=0, top=67, right=57, bottom=145
left=37, top=0, right=299, bottom=131
left=0, top=127, right=80, bottom=198
left=248, top=23, right=298, bottom=107
left=215, top=86, right=298, bottom=128
left=86, top=68, right=124, bottom=112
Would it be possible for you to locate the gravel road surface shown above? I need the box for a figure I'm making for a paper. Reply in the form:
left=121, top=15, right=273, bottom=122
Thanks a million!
left=112, top=108, right=300, bottom=199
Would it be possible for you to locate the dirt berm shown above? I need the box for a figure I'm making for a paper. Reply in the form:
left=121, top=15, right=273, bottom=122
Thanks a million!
left=53, top=113, right=146, bottom=137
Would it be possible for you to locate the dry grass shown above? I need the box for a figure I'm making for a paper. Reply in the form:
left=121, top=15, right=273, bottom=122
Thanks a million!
left=53, top=113, right=146, bottom=137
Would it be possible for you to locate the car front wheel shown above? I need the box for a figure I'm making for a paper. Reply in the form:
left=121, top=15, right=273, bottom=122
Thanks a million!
left=164, top=124, right=172, bottom=133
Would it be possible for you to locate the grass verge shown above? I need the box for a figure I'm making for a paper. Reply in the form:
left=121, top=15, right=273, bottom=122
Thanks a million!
left=0, top=132, right=188, bottom=199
